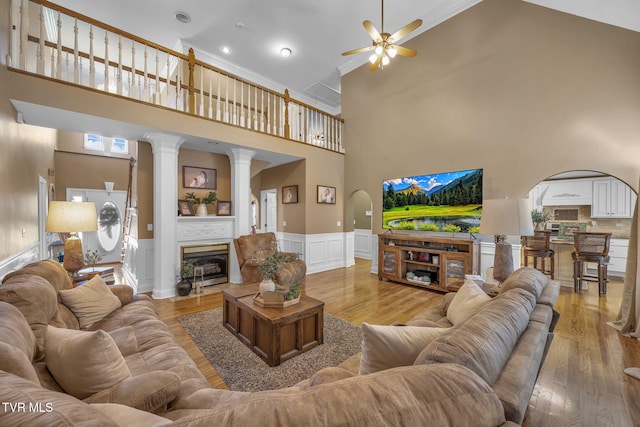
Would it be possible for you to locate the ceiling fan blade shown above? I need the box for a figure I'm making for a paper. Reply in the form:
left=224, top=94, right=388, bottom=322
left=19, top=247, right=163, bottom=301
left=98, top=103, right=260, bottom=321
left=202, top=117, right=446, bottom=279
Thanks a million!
left=388, top=19, right=423, bottom=44
left=341, top=45, right=375, bottom=56
left=369, top=54, right=382, bottom=71
left=363, top=20, right=383, bottom=43
left=391, top=45, right=417, bottom=57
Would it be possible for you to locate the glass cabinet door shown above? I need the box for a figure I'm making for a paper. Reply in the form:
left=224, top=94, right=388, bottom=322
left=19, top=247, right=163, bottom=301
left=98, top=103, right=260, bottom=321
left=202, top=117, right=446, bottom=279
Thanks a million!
left=442, top=253, right=467, bottom=289
left=382, top=249, right=398, bottom=277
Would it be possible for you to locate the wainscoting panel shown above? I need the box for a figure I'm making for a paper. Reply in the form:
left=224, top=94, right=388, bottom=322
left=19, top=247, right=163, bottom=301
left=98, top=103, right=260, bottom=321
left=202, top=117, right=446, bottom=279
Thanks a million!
left=305, top=233, right=350, bottom=274
left=122, top=237, right=155, bottom=294
left=0, top=244, right=40, bottom=282
left=278, top=233, right=307, bottom=261
left=354, top=229, right=373, bottom=260
left=370, top=234, right=379, bottom=274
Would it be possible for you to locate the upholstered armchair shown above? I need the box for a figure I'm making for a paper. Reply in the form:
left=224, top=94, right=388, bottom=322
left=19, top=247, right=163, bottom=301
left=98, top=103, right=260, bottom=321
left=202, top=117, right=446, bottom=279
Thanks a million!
left=233, top=232, right=306, bottom=285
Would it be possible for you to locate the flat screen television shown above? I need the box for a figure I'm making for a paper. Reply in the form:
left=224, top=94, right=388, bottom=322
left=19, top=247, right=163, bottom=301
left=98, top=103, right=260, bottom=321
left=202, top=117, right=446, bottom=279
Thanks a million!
left=382, top=168, right=483, bottom=232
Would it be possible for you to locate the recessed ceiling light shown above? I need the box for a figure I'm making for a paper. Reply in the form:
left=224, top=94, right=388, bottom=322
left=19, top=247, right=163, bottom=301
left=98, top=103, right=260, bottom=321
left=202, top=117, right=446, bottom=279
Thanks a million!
left=236, top=22, right=245, bottom=29
left=280, top=47, right=292, bottom=58
left=175, top=11, right=191, bottom=24
left=221, top=46, right=231, bottom=54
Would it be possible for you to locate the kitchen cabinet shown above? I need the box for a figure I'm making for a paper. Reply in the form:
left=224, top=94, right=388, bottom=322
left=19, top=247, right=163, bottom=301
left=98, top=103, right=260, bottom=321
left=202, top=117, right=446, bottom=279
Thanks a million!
left=591, top=178, right=635, bottom=218
left=539, top=179, right=593, bottom=206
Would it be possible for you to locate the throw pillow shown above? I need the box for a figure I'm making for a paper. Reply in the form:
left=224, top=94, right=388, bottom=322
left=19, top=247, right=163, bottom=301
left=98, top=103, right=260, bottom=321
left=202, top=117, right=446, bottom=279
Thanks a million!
left=58, top=275, right=121, bottom=328
left=45, top=326, right=131, bottom=399
left=359, top=323, right=447, bottom=375
left=446, top=278, right=492, bottom=325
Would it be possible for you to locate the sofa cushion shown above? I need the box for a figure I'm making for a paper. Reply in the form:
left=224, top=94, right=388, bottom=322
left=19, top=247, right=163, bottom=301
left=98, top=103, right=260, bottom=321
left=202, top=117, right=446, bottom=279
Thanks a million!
left=359, top=323, right=447, bottom=374
left=2, top=259, right=73, bottom=292
left=446, top=278, right=492, bottom=325
left=59, top=275, right=122, bottom=328
left=416, top=288, right=536, bottom=385
left=0, top=302, right=40, bottom=384
left=84, top=371, right=182, bottom=413
left=45, top=326, right=132, bottom=399
left=499, top=267, right=548, bottom=299
left=0, top=370, right=119, bottom=426
left=0, top=276, right=60, bottom=360
left=91, top=403, right=171, bottom=426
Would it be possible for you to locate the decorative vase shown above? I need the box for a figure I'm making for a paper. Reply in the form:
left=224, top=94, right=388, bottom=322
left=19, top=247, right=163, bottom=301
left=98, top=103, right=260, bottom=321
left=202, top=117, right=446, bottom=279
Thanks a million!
left=259, top=279, right=276, bottom=295
left=176, top=279, right=192, bottom=296
left=196, top=204, right=208, bottom=216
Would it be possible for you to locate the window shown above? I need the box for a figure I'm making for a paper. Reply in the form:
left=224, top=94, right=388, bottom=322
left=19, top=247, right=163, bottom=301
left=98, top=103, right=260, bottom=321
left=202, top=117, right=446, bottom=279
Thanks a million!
left=111, top=138, right=129, bottom=154
left=84, top=134, right=104, bottom=151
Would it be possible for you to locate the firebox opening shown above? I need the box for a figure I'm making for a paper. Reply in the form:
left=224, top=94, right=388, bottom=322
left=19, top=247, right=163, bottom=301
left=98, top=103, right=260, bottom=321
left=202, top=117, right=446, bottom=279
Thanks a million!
left=181, top=243, right=229, bottom=286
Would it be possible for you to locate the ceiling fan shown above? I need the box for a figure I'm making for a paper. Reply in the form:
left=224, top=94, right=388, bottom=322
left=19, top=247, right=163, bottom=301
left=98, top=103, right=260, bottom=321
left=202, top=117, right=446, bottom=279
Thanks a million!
left=342, top=0, right=423, bottom=70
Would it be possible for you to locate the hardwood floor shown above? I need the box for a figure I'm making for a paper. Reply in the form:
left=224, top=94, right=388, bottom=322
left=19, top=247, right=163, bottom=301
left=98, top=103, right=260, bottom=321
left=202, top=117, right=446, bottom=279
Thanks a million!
left=151, top=259, right=640, bottom=426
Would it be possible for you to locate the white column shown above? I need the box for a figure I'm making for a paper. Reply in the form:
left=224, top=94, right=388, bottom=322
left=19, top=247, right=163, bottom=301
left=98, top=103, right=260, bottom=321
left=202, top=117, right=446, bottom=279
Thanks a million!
left=146, top=132, right=184, bottom=298
left=227, top=148, right=256, bottom=284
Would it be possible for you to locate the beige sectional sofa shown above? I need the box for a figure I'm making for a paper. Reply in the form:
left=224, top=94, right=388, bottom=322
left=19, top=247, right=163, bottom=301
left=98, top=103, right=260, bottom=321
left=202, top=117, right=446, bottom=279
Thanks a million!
left=0, top=259, right=557, bottom=426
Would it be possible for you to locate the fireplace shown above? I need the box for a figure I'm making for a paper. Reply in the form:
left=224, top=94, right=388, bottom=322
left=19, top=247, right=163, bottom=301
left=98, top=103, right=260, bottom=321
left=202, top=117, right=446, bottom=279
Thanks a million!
left=181, top=243, right=229, bottom=286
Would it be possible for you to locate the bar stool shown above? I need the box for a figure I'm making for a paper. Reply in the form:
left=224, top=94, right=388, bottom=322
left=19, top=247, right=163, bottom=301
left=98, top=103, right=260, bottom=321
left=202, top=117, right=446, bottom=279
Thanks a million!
left=572, top=232, right=611, bottom=295
left=522, top=230, right=555, bottom=279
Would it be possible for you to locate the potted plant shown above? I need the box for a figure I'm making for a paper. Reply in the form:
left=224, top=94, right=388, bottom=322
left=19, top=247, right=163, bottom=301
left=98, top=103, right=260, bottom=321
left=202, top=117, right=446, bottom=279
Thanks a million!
left=176, top=260, right=195, bottom=296
left=184, top=191, right=217, bottom=216
left=531, top=209, right=552, bottom=230
left=84, top=249, right=103, bottom=273
left=252, top=246, right=283, bottom=295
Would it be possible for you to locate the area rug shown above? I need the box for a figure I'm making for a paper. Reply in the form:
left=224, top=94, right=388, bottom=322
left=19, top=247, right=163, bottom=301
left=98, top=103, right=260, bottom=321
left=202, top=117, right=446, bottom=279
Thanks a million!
left=178, top=308, right=362, bottom=392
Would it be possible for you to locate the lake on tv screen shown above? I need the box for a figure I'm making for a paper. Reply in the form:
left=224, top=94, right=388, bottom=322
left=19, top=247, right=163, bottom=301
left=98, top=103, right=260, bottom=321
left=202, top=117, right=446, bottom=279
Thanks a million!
left=382, top=169, right=483, bottom=233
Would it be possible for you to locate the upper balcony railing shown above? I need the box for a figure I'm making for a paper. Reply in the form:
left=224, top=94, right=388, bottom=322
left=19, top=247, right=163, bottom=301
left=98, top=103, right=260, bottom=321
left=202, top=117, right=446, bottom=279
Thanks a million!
left=8, top=0, right=344, bottom=153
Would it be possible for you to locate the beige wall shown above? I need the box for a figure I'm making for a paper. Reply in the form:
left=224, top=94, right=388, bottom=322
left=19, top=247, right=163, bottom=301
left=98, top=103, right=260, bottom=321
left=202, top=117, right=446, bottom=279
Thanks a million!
left=342, top=0, right=640, bottom=234
left=177, top=148, right=231, bottom=215
left=260, top=160, right=306, bottom=234
left=0, top=0, right=57, bottom=261
left=136, top=141, right=153, bottom=240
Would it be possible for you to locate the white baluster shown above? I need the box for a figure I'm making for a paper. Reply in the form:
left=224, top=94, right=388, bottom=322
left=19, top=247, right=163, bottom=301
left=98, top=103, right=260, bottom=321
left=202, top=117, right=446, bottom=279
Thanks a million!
left=89, top=25, right=95, bottom=88
left=254, top=86, right=258, bottom=130
left=224, top=74, right=229, bottom=122
left=240, top=82, right=244, bottom=127
left=104, top=31, right=110, bottom=91
left=165, top=54, right=170, bottom=107
left=73, top=18, right=79, bottom=83
left=154, top=48, right=160, bottom=104
left=130, top=42, right=137, bottom=99
left=200, top=65, right=204, bottom=116
left=143, top=45, right=149, bottom=102
left=49, top=47, right=54, bottom=78
left=117, top=35, right=123, bottom=95
left=208, top=70, right=213, bottom=119
left=232, top=77, right=237, bottom=124
left=19, top=0, right=28, bottom=70
left=216, top=72, right=221, bottom=121
left=261, top=90, right=265, bottom=132
left=37, top=5, right=44, bottom=75
left=55, top=11, right=62, bottom=79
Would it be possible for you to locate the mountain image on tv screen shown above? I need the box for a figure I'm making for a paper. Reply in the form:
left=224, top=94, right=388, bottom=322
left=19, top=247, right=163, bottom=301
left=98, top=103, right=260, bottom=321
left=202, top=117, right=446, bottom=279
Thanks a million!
left=382, top=169, right=483, bottom=232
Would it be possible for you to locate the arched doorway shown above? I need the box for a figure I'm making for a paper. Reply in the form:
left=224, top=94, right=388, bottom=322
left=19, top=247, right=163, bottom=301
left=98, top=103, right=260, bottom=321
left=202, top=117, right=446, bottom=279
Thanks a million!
left=527, top=170, right=636, bottom=286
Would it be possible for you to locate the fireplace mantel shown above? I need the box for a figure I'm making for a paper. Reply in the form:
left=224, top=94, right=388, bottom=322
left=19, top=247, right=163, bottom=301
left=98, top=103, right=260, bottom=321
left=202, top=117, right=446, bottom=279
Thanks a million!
left=177, top=216, right=235, bottom=242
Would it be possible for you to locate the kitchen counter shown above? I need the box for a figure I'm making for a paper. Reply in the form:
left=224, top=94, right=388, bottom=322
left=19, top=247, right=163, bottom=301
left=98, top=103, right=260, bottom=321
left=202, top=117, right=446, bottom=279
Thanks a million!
left=548, top=238, right=628, bottom=285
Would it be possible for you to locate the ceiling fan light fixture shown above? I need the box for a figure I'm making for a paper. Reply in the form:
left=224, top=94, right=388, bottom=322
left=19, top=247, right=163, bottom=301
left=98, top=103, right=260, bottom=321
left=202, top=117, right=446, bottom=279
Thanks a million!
left=374, top=45, right=383, bottom=56
left=368, top=53, right=378, bottom=64
left=381, top=54, right=390, bottom=66
left=387, top=46, right=397, bottom=58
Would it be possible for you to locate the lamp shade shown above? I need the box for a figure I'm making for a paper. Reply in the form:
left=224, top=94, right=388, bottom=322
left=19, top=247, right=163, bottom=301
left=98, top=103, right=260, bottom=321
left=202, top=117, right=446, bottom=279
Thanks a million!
left=480, top=198, right=534, bottom=237
left=46, top=201, right=98, bottom=233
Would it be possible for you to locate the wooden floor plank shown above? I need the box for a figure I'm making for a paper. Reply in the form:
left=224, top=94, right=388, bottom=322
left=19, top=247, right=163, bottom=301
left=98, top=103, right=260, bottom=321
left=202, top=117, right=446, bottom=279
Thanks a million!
left=144, top=259, right=640, bottom=426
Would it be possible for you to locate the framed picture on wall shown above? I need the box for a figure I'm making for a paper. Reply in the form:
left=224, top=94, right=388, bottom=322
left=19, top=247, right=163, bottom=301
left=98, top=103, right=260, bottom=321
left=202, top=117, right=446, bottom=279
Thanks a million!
left=317, top=185, right=336, bottom=204
left=217, top=201, right=231, bottom=216
left=183, top=166, right=217, bottom=189
left=282, top=185, right=298, bottom=204
left=178, top=200, right=194, bottom=216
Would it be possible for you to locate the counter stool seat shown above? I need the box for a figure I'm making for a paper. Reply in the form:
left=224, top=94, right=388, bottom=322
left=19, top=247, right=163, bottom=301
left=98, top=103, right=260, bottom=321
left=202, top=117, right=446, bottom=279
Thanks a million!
left=572, top=232, right=611, bottom=296
left=522, top=230, right=555, bottom=279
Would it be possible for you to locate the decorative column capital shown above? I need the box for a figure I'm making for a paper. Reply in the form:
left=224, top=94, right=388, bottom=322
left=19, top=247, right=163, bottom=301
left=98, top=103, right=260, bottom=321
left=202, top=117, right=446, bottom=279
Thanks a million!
left=144, top=133, right=185, bottom=153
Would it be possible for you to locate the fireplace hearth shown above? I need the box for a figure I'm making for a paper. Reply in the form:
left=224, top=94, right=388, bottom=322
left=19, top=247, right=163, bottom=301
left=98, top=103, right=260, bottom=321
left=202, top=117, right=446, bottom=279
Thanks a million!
left=181, top=243, right=229, bottom=286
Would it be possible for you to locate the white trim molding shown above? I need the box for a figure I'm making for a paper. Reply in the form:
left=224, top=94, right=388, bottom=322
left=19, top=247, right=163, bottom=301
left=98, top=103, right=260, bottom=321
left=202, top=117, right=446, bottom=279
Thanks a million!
left=354, top=229, right=373, bottom=260
left=0, top=244, right=40, bottom=282
left=276, top=232, right=355, bottom=275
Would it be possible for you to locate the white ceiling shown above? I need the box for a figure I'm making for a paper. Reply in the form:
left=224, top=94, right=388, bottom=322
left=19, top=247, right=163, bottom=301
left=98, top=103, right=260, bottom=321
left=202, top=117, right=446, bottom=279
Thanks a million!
left=41, top=0, right=640, bottom=115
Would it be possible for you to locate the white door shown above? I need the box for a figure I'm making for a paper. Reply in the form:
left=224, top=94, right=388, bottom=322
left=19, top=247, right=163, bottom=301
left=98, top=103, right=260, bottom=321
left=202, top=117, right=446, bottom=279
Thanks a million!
left=67, top=188, right=127, bottom=264
left=260, top=189, right=277, bottom=234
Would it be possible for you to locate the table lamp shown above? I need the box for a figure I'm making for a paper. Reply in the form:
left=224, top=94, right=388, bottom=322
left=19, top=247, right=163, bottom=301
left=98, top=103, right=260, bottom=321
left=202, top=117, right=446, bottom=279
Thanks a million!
left=46, top=201, right=98, bottom=276
left=480, top=198, right=534, bottom=283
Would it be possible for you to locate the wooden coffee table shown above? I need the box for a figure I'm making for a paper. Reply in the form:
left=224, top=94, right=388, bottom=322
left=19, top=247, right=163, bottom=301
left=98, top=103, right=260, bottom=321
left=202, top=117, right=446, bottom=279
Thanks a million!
left=222, top=286, right=324, bottom=366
